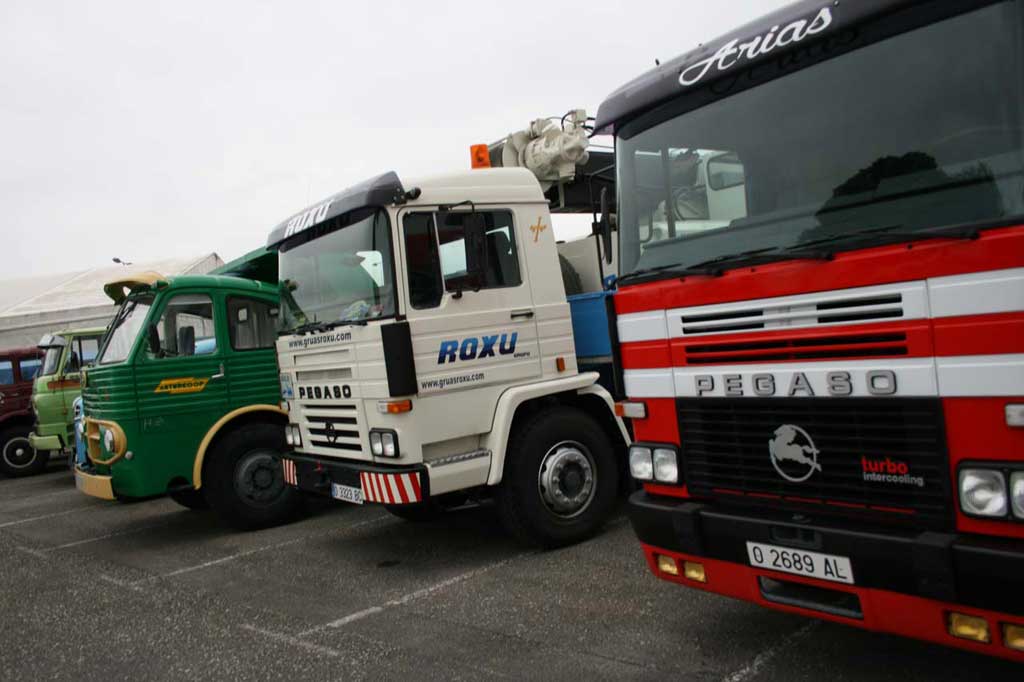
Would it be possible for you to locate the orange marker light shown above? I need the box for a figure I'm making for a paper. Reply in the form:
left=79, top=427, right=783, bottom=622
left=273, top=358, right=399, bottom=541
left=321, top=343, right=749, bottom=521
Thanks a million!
left=378, top=399, right=413, bottom=415
left=555, top=357, right=566, bottom=372
left=470, top=144, right=491, bottom=169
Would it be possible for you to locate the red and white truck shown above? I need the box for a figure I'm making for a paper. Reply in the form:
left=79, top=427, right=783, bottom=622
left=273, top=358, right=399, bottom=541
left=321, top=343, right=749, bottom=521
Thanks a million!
left=595, top=0, right=1024, bottom=661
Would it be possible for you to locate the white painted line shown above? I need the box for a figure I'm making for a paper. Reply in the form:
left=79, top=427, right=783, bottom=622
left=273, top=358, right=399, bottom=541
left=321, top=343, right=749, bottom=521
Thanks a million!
left=299, top=552, right=530, bottom=636
left=240, top=624, right=342, bottom=658
left=47, top=523, right=171, bottom=550
left=721, top=621, right=819, bottom=682
left=14, top=545, right=48, bottom=559
left=0, top=508, right=83, bottom=529
left=98, top=574, right=144, bottom=592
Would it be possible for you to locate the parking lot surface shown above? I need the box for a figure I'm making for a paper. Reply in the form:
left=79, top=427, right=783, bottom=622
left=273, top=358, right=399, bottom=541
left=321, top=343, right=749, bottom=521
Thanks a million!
left=0, top=466, right=1018, bottom=680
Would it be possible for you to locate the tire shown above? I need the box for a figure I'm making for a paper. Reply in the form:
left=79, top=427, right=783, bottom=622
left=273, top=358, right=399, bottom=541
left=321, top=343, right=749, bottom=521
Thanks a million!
left=169, top=488, right=210, bottom=510
left=559, top=254, right=584, bottom=296
left=203, top=422, right=302, bottom=530
left=0, top=426, right=49, bottom=477
left=495, top=406, right=619, bottom=548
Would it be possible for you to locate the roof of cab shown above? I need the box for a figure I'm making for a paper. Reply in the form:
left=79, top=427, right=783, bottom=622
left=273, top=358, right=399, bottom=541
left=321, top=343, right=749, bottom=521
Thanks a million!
left=593, top=0, right=923, bottom=134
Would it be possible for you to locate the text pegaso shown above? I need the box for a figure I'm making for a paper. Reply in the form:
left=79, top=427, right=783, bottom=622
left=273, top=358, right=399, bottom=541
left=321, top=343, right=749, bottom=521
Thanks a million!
left=695, top=370, right=897, bottom=398
left=679, top=6, right=832, bottom=87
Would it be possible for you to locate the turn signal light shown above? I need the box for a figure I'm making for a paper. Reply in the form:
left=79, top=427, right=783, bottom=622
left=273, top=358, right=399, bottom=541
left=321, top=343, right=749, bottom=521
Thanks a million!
left=470, top=144, right=491, bottom=169
left=1003, top=624, right=1024, bottom=652
left=614, top=401, right=647, bottom=419
left=377, top=400, right=412, bottom=415
left=656, top=554, right=679, bottom=576
left=684, top=561, right=707, bottom=583
left=948, top=612, right=990, bottom=643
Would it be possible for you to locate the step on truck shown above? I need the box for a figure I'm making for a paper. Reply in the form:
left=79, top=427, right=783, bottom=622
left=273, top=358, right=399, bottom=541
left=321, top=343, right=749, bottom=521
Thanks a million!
left=272, top=112, right=630, bottom=547
left=74, top=250, right=302, bottom=529
left=596, top=0, right=1024, bottom=660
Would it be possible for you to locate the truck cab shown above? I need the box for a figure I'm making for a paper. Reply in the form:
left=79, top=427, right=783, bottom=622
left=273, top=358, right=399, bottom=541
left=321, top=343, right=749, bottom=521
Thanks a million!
left=0, top=347, right=44, bottom=476
left=26, top=327, right=105, bottom=474
left=273, top=167, right=628, bottom=547
left=74, top=267, right=300, bottom=529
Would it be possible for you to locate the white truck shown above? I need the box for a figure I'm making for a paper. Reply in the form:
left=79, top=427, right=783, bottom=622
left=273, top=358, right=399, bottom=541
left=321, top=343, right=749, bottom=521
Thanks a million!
left=270, top=112, right=630, bottom=547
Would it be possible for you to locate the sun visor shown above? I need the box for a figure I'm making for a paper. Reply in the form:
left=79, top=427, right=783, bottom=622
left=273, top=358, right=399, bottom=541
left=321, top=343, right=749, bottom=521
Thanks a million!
left=103, top=271, right=166, bottom=304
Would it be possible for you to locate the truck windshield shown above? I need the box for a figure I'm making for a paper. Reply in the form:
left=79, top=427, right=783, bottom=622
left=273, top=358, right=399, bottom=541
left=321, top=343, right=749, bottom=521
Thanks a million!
left=97, top=296, right=153, bottom=365
left=41, top=346, right=63, bottom=376
left=277, top=207, right=395, bottom=333
left=617, top=2, right=1024, bottom=277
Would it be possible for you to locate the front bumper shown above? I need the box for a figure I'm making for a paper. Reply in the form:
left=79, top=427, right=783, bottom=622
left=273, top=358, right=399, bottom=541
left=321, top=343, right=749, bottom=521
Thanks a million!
left=74, top=466, right=115, bottom=501
left=629, top=491, right=1024, bottom=661
left=284, top=452, right=428, bottom=505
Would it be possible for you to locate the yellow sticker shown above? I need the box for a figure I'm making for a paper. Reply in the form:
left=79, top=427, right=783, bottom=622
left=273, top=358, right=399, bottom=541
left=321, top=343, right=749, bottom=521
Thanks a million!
left=154, top=377, right=210, bottom=394
left=530, top=217, right=547, bottom=242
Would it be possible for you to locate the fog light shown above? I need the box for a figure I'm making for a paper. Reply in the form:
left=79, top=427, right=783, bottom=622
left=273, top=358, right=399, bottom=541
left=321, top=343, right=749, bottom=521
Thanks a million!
left=959, top=469, right=1007, bottom=517
left=656, top=554, right=679, bottom=576
left=684, top=561, right=707, bottom=583
left=103, top=429, right=115, bottom=452
left=1003, top=624, right=1024, bottom=652
left=369, top=432, right=383, bottom=456
left=629, top=446, right=653, bottom=481
left=1011, top=472, right=1024, bottom=520
left=948, top=612, right=990, bottom=643
left=381, top=432, right=396, bottom=457
left=1006, top=404, right=1024, bottom=427
left=653, top=448, right=678, bottom=484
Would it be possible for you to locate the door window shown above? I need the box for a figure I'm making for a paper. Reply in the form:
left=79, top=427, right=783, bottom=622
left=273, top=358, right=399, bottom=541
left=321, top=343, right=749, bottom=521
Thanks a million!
left=227, top=297, right=277, bottom=350
left=0, top=360, right=12, bottom=385
left=67, top=336, right=100, bottom=373
left=402, top=210, right=521, bottom=309
left=19, top=358, right=41, bottom=381
left=148, top=294, right=218, bottom=358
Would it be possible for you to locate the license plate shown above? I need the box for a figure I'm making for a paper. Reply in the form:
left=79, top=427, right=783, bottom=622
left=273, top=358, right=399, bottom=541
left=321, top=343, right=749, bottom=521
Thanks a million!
left=746, top=541, right=854, bottom=584
left=330, top=483, right=364, bottom=505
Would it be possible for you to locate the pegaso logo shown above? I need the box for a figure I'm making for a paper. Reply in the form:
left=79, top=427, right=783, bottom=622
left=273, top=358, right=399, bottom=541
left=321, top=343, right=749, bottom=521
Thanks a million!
left=769, top=424, right=821, bottom=483
left=678, top=7, right=833, bottom=87
left=298, top=384, right=351, bottom=400
left=437, top=333, right=517, bottom=364
left=694, top=370, right=897, bottom=398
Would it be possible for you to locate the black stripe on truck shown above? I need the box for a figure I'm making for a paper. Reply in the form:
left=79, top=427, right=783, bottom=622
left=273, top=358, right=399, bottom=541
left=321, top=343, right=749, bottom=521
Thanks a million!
left=381, top=321, right=417, bottom=397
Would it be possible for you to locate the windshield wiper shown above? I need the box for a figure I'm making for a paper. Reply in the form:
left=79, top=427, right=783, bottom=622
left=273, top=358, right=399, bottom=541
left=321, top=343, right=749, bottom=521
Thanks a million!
left=617, top=263, right=723, bottom=285
left=788, top=222, right=980, bottom=252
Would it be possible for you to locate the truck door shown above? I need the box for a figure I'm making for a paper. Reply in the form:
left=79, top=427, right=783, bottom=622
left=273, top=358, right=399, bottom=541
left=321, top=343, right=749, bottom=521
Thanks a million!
left=399, top=208, right=541, bottom=432
left=223, top=294, right=280, bottom=409
left=12, top=354, right=41, bottom=414
left=60, top=335, right=99, bottom=421
left=134, top=292, right=229, bottom=481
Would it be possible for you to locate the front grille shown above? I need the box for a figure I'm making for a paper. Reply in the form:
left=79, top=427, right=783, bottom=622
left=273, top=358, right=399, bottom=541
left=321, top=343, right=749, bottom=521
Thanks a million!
left=679, top=398, right=951, bottom=531
left=683, top=332, right=908, bottom=364
left=302, top=403, right=363, bottom=453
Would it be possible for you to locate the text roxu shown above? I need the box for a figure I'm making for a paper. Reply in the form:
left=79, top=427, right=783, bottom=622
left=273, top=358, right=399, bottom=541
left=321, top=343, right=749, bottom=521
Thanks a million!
left=438, top=333, right=518, bottom=364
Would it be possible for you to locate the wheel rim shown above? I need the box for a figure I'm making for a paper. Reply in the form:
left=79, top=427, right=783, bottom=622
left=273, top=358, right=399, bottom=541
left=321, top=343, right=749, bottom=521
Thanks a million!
left=3, top=436, right=36, bottom=470
left=233, top=449, right=286, bottom=507
left=536, top=440, right=596, bottom=519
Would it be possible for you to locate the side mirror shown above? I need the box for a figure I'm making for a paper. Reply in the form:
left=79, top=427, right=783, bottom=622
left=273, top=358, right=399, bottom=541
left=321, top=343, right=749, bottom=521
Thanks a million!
left=595, top=186, right=614, bottom=265
left=463, top=212, right=489, bottom=286
left=147, top=324, right=161, bottom=356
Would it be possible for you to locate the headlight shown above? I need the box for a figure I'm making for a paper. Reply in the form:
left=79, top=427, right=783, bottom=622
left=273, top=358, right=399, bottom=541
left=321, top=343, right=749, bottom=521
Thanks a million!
left=103, top=428, right=116, bottom=452
left=1011, top=472, right=1024, bottom=520
left=285, top=424, right=301, bottom=447
left=653, top=448, right=679, bottom=483
left=629, top=446, right=653, bottom=481
left=279, top=373, right=294, bottom=400
left=959, top=469, right=1007, bottom=517
left=369, top=430, right=398, bottom=457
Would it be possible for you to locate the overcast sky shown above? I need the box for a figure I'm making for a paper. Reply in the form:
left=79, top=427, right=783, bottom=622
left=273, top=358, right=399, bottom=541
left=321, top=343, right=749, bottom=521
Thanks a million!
left=1, top=0, right=790, bottom=277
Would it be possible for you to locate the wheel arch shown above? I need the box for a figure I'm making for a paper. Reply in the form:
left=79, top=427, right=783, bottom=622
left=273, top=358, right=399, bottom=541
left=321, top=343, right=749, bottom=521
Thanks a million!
left=192, top=405, right=287, bottom=489
left=483, top=374, right=627, bottom=486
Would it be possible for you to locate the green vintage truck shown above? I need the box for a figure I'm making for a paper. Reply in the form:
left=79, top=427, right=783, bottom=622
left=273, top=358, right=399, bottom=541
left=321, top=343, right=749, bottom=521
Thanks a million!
left=75, top=250, right=299, bottom=529
left=20, top=327, right=107, bottom=475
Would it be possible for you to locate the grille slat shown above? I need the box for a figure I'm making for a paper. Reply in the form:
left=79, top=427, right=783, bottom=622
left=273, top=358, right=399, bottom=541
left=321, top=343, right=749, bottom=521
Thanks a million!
left=679, top=397, right=951, bottom=530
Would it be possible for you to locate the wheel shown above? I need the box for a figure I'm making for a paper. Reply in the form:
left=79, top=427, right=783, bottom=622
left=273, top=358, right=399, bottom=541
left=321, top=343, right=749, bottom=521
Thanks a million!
left=559, top=254, right=583, bottom=296
left=203, top=422, right=301, bottom=530
left=0, top=426, right=49, bottom=477
left=169, top=488, right=210, bottom=510
left=495, top=406, right=619, bottom=548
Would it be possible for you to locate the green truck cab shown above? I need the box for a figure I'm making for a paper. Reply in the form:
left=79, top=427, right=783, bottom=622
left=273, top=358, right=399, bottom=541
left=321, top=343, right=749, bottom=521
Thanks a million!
left=26, top=327, right=106, bottom=473
left=74, top=261, right=300, bottom=529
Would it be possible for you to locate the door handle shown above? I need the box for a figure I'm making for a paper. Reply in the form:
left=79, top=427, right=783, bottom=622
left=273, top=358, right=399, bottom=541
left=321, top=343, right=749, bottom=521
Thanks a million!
left=211, top=363, right=225, bottom=380
left=510, top=309, right=534, bottom=320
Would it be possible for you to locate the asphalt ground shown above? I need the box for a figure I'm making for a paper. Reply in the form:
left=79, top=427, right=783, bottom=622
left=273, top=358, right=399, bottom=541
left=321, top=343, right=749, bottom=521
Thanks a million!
left=0, top=464, right=1019, bottom=681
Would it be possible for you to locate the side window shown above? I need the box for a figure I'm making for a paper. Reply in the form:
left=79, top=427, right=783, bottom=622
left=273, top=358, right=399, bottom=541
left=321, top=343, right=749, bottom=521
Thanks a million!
left=227, top=297, right=278, bottom=350
left=0, top=360, right=12, bottom=386
left=149, top=294, right=218, bottom=359
left=19, top=358, right=41, bottom=381
left=402, top=210, right=521, bottom=310
left=67, top=336, right=100, bottom=373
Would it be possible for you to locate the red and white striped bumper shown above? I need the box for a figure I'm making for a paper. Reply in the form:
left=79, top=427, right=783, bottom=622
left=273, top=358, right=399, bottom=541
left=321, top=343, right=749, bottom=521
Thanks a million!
left=282, top=458, right=298, bottom=486
left=360, top=471, right=423, bottom=505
